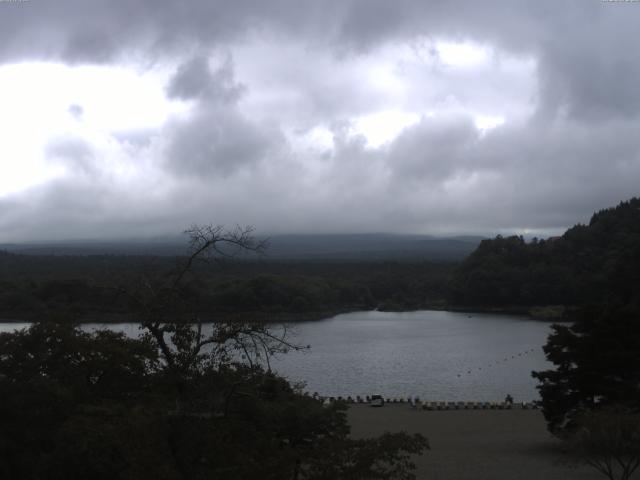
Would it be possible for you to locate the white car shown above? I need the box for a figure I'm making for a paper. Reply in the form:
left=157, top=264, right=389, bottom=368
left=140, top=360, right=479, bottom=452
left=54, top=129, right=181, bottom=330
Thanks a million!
left=370, top=394, right=385, bottom=407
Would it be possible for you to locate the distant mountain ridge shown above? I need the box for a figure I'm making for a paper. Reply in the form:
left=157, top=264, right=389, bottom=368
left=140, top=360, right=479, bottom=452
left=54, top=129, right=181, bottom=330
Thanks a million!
left=0, top=233, right=485, bottom=262
left=262, top=234, right=484, bottom=261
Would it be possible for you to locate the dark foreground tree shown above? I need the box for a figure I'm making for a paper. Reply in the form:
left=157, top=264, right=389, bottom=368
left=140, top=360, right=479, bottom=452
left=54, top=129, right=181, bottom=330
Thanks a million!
left=570, top=407, right=640, bottom=480
left=532, top=304, right=640, bottom=434
left=0, top=225, right=428, bottom=480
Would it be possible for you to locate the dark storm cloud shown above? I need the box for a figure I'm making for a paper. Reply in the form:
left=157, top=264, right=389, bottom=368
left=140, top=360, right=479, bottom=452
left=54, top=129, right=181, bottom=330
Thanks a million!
left=536, top=19, right=640, bottom=122
left=332, top=0, right=640, bottom=122
left=481, top=119, right=640, bottom=225
left=164, top=55, right=278, bottom=176
left=0, top=0, right=320, bottom=63
left=387, top=116, right=480, bottom=183
left=1, top=0, right=639, bottom=241
left=0, top=178, right=184, bottom=241
left=165, top=108, right=275, bottom=177
left=2, top=0, right=639, bottom=123
left=2, top=0, right=637, bottom=125
left=166, top=56, right=245, bottom=102
left=166, top=56, right=213, bottom=100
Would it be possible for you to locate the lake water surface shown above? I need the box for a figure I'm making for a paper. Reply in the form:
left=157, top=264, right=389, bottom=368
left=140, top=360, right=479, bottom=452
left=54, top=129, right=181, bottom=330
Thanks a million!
left=0, top=310, right=553, bottom=402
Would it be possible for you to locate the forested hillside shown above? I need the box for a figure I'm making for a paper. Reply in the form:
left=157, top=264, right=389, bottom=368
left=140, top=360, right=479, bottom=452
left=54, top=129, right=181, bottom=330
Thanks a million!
left=450, top=198, right=640, bottom=309
left=0, top=253, right=452, bottom=321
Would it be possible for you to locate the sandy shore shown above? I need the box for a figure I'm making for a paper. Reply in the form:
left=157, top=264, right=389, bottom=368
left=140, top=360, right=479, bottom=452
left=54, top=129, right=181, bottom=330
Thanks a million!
left=348, top=404, right=606, bottom=480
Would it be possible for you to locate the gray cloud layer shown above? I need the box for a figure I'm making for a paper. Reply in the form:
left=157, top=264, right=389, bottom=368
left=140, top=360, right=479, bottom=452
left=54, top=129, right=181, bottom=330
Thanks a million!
left=0, top=0, right=639, bottom=241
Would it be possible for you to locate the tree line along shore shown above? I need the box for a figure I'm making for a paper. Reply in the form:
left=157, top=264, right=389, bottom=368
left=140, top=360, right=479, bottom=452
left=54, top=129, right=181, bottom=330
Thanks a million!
left=2, top=199, right=638, bottom=324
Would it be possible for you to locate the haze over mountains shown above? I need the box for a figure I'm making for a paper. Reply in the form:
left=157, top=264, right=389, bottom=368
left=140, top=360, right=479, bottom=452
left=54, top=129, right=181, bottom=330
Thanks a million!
left=0, top=234, right=484, bottom=261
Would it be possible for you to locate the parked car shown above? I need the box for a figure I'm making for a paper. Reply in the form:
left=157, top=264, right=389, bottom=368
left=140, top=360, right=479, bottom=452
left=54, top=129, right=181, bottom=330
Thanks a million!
left=370, top=394, right=384, bottom=407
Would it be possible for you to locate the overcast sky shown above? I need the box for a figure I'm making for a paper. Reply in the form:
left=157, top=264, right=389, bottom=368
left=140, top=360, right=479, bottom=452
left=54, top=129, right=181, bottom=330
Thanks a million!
left=0, top=0, right=639, bottom=242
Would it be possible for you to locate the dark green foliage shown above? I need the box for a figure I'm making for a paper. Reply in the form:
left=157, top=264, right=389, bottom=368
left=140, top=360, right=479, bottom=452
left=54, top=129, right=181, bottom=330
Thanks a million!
left=494, top=199, right=640, bottom=466
left=0, top=254, right=453, bottom=320
left=0, top=323, right=427, bottom=480
left=209, top=274, right=340, bottom=312
left=0, top=226, right=427, bottom=479
left=450, top=197, right=640, bottom=308
left=300, top=432, right=428, bottom=480
left=0, top=323, right=160, bottom=479
left=532, top=304, right=640, bottom=434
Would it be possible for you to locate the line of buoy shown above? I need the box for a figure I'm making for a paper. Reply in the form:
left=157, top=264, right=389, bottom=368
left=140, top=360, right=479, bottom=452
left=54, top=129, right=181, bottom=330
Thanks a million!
left=456, top=347, right=539, bottom=378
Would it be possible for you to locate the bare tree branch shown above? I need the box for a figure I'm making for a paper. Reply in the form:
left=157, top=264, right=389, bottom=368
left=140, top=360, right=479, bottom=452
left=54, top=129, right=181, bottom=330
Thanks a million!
left=112, top=224, right=300, bottom=388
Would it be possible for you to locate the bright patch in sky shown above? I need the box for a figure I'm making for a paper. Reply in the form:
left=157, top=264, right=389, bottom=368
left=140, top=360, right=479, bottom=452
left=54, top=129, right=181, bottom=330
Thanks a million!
left=352, top=111, right=421, bottom=147
left=0, top=62, right=186, bottom=196
left=436, top=41, right=489, bottom=67
left=474, top=115, right=505, bottom=132
left=306, top=126, right=335, bottom=150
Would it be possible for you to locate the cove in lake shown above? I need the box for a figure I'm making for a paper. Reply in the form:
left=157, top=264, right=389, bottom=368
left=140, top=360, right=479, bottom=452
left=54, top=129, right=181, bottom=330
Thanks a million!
left=0, top=310, right=552, bottom=402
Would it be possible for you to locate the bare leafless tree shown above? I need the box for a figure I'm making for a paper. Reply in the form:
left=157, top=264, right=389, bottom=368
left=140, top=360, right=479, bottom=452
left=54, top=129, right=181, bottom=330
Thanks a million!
left=115, top=225, right=301, bottom=379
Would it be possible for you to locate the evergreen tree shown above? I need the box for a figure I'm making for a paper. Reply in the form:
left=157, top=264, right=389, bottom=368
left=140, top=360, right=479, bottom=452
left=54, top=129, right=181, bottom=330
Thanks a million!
left=532, top=304, right=640, bottom=434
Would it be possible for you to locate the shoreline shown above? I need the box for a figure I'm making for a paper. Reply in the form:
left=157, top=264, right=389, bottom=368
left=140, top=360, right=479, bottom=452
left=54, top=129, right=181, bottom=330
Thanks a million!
left=0, top=304, right=571, bottom=324
left=0, top=309, right=357, bottom=324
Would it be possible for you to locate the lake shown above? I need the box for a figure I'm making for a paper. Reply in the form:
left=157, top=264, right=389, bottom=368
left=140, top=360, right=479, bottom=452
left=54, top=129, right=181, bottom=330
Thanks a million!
left=0, top=310, right=553, bottom=402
